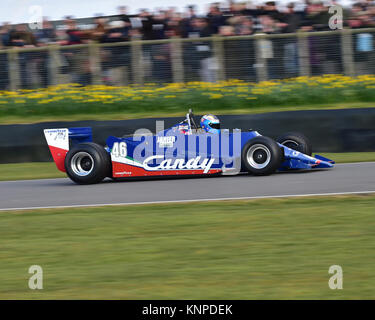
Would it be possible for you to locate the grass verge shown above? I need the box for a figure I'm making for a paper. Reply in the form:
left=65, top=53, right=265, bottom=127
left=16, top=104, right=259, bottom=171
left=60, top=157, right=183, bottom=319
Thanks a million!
left=1, top=102, right=374, bottom=125
left=1, top=75, right=375, bottom=124
left=0, top=162, right=65, bottom=181
left=319, top=152, right=375, bottom=164
left=0, top=152, right=374, bottom=181
left=0, top=195, right=374, bottom=299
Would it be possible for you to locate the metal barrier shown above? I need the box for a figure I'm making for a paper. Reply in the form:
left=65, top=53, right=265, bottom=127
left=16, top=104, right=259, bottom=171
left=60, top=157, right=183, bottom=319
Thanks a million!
left=2, top=108, right=375, bottom=163
left=1, top=28, right=375, bottom=90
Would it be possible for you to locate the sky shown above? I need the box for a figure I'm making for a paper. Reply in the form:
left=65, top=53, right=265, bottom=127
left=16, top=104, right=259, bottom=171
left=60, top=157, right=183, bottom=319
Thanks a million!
left=0, top=0, right=353, bottom=24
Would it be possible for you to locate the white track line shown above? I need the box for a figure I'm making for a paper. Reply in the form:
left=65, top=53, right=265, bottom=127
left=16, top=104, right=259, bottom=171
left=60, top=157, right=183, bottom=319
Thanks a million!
left=1, top=190, right=375, bottom=212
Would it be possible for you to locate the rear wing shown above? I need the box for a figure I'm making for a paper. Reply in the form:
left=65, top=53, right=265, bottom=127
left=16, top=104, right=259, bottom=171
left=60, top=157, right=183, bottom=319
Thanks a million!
left=43, top=127, right=92, bottom=172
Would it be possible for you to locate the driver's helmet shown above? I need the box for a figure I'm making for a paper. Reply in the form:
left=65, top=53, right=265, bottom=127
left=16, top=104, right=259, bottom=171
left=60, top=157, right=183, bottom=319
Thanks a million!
left=200, top=114, right=220, bottom=134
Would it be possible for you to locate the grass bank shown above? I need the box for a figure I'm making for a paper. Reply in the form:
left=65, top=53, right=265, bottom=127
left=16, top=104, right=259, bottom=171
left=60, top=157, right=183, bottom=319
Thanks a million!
left=0, top=162, right=65, bottom=181
left=0, top=75, right=374, bottom=124
left=0, top=195, right=374, bottom=299
left=0, top=152, right=374, bottom=181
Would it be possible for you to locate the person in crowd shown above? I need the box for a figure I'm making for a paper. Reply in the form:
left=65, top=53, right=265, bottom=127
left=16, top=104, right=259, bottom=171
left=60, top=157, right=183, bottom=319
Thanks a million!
left=263, top=1, right=284, bottom=22
left=60, top=17, right=92, bottom=85
left=0, top=22, right=11, bottom=47
left=207, top=3, right=227, bottom=34
left=9, top=23, right=37, bottom=47
left=139, top=9, right=154, bottom=41
left=190, top=17, right=216, bottom=81
left=280, top=4, right=301, bottom=77
left=302, top=1, right=331, bottom=31
left=281, top=3, right=302, bottom=33
left=0, top=23, right=10, bottom=89
left=35, top=19, right=57, bottom=87
left=90, top=17, right=107, bottom=42
left=117, top=5, right=129, bottom=21
left=35, top=19, right=57, bottom=44
left=166, top=12, right=184, bottom=37
left=151, top=11, right=169, bottom=40
left=9, top=24, right=38, bottom=88
left=180, top=5, right=198, bottom=38
left=62, top=17, right=84, bottom=45
left=102, top=19, right=132, bottom=85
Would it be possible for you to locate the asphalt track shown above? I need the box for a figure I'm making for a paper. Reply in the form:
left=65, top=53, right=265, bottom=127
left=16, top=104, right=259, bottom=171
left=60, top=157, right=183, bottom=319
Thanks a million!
left=0, top=162, right=374, bottom=211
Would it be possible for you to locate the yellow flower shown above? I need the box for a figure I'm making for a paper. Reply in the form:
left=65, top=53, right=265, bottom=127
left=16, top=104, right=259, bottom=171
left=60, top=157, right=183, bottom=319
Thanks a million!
left=37, top=99, right=51, bottom=104
left=27, top=93, right=47, bottom=99
left=209, top=94, right=223, bottom=99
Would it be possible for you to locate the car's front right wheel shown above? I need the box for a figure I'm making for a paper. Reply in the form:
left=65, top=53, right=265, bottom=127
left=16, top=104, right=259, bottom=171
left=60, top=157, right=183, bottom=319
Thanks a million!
left=241, top=136, right=283, bottom=175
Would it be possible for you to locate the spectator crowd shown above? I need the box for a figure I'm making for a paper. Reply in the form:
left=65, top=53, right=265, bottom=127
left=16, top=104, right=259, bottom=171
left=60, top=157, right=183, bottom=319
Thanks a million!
left=1, top=0, right=375, bottom=48
left=0, top=0, right=374, bottom=88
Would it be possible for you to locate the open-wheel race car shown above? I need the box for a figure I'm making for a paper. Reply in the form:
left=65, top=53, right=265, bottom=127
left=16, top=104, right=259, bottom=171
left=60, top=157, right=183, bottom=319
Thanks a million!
left=44, top=109, right=334, bottom=184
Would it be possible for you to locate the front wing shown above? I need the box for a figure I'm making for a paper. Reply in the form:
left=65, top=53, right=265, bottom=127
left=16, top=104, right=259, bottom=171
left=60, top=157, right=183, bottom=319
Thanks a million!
left=279, top=146, right=335, bottom=171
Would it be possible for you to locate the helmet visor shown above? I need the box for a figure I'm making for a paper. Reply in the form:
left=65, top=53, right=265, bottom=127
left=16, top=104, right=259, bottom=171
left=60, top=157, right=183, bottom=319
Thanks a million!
left=210, top=123, right=220, bottom=130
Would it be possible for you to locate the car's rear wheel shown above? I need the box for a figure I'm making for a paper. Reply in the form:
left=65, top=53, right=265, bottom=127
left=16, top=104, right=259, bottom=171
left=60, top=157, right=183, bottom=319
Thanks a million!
left=241, top=136, right=282, bottom=175
left=65, top=142, right=111, bottom=184
left=276, top=132, right=312, bottom=156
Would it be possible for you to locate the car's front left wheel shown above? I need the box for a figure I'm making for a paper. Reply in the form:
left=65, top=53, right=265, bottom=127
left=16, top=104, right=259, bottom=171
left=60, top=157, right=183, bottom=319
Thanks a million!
left=65, top=142, right=111, bottom=184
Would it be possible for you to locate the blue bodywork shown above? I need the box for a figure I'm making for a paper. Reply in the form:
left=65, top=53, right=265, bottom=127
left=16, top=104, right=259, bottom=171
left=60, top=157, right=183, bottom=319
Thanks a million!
left=68, top=127, right=93, bottom=146
left=100, top=118, right=334, bottom=175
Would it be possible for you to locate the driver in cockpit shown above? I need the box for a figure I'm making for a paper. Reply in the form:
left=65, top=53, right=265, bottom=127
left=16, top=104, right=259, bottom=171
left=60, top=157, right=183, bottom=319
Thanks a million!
left=200, top=114, right=221, bottom=134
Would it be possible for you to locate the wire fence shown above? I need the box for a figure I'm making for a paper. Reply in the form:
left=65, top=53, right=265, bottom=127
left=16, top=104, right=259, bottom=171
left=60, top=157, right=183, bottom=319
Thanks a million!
left=1, top=28, right=375, bottom=90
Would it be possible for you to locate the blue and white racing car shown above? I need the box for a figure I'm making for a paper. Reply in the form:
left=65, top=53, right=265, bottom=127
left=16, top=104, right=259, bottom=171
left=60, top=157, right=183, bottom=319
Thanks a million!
left=44, top=109, right=334, bottom=184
